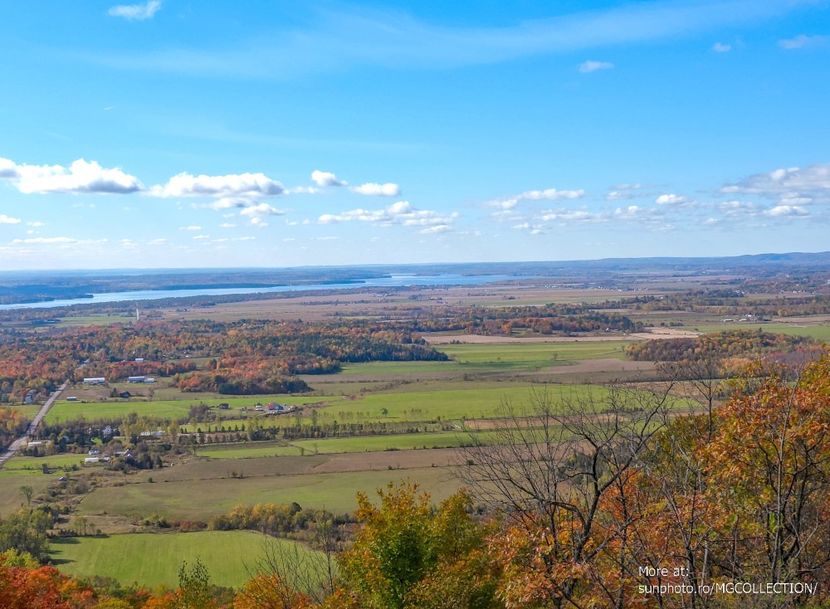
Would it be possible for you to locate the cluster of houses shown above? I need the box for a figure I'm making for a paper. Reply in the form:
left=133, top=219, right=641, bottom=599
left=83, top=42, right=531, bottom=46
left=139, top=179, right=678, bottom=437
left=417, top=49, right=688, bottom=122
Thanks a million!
left=81, top=376, right=156, bottom=385
left=254, top=402, right=295, bottom=415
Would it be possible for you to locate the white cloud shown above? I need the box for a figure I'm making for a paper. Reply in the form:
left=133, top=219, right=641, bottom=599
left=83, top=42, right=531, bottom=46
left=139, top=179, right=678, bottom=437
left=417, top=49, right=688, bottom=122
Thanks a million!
left=712, top=42, right=732, bottom=53
left=0, top=157, right=143, bottom=194
left=0, top=214, right=21, bottom=225
left=540, top=209, right=604, bottom=223
left=239, top=203, right=285, bottom=218
left=779, top=34, right=828, bottom=50
left=722, top=164, right=830, bottom=201
left=108, top=0, right=162, bottom=21
left=490, top=187, right=585, bottom=213
left=219, top=222, right=237, bottom=229
left=286, top=186, right=321, bottom=195
left=655, top=193, right=689, bottom=205
left=193, top=234, right=210, bottom=240
left=351, top=182, right=401, bottom=196
left=152, top=172, right=284, bottom=198
left=763, top=204, right=809, bottom=218
left=420, top=224, right=451, bottom=234
left=179, top=225, right=203, bottom=232
left=605, top=183, right=643, bottom=201
left=311, top=170, right=347, bottom=187
left=579, top=60, right=614, bottom=73
left=719, top=200, right=760, bottom=216
left=0, top=158, right=17, bottom=178
left=318, top=200, right=457, bottom=230
left=11, top=236, right=107, bottom=246
left=512, top=222, right=545, bottom=235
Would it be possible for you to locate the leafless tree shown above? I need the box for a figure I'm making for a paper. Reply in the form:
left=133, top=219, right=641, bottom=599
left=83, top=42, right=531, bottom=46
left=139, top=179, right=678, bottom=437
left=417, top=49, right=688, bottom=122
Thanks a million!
left=459, top=383, right=673, bottom=609
left=241, top=518, right=341, bottom=608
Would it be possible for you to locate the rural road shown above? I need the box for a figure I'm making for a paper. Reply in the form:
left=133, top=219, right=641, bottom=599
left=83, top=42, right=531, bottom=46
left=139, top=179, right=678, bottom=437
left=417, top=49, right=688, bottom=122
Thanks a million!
left=0, top=380, right=68, bottom=468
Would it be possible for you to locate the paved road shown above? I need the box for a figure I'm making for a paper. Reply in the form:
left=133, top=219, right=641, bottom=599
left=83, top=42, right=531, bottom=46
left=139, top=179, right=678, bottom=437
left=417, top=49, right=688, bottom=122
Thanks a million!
left=0, top=380, right=67, bottom=468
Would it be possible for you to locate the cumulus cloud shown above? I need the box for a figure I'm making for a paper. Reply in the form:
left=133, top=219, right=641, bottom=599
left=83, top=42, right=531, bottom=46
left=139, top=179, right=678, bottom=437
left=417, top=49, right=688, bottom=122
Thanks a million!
left=719, top=200, right=760, bottom=216
left=318, top=200, right=457, bottom=230
left=655, top=193, right=689, bottom=205
left=108, top=0, right=162, bottom=21
left=152, top=172, right=284, bottom=198
left=0, top=214, right=21, bottom=225
left=178, top=225, right=203, bottom=232
left=512, top=222, right=546, bottom=235
left=763, top=204, right=809, bottom=218
left=239, top=203, right=285, bottom=218
left=578, top=60, right=614, bottom=73
left=779, top=34, right=828, bottom=50
left=350, top=182, right=401, bottom=197
left=712, top=42, right=732, bottom=53
left=311, top=170, right=347, bottom=187
left=490, top=187, right=585, bottom=212
left=606, top=183, right=643, bottom=201
left=540, top=210, right=604, bottom=223
left=0, top=157, right=143, bottom=194
left=722, top=164, right=830, bottom=202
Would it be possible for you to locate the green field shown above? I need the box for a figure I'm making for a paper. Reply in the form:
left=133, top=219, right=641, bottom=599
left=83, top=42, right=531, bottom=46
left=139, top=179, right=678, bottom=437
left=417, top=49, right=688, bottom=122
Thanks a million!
left=8, top=404, right=40, bottom=419
left=315, top=382, right=612, bottom=422
left=0, top=469, right=57, bottom=516
left=51, top=531, right=322, bottom=588
left=439, top=341, right=630, bottom=367
left=196, top=430, right=492, bottom=459
left=691, top=322, right=830, bottom=341
left=2, top=453, right=86, bottom=472
left=46, top=394, right=334, bottom=424
left=335, top=341, right=630, bottom=377
left=79, top=466, right=461, bottom=521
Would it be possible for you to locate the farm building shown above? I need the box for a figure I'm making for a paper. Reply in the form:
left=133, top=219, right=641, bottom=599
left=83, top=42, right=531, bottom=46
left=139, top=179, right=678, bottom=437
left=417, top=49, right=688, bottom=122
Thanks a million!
left=127, top=376, right=146, bottom=383
left=83, top=377, right=106, bottom=385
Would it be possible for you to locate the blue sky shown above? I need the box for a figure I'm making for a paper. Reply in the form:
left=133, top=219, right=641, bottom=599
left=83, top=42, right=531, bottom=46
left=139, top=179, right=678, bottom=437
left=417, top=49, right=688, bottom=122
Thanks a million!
left=0, top=0, right=828, bottom=269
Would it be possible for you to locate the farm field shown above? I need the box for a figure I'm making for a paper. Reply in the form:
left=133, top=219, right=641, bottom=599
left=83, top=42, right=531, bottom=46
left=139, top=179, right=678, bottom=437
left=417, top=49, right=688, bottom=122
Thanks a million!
left=3, top=453, right=86, bottom=472
left=196, top=430, right=493, bottom=459
left=333, top=340, right=631, bottom=378
left=689, top=322, right=830, bottom=341
left=79, top=465, right=461, bottom=521
left=51, top=531, right=322, bottom=588
left=313, top=382, right=618, bottom=422
left=0, top=469, right=56, bottom=515
left=46, top=394, right=334, bottom=424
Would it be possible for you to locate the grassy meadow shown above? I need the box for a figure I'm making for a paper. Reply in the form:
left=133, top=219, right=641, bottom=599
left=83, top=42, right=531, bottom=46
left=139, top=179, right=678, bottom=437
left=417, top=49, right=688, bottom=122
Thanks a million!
left=79, top=465, right=461, bottom=521
left=51, top=531, right=322, bottom=588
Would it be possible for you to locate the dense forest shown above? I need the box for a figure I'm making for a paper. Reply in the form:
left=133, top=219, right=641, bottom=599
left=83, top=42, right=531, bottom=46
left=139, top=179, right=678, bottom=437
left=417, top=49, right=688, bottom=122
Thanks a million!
left=0, top=320, right=448, bottom=401
left=625, top=329, right=815, bottom=362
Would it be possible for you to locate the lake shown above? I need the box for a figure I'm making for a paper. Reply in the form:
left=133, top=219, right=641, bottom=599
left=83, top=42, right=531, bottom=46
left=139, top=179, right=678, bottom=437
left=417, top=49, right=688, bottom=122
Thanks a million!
left=0, top=273, right=516, bottom=310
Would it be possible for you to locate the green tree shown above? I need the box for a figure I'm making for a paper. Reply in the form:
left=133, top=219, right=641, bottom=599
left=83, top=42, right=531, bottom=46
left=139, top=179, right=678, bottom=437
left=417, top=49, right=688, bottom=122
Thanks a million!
left=338, top=482, right=501, bottom=609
